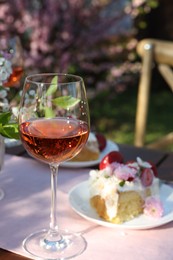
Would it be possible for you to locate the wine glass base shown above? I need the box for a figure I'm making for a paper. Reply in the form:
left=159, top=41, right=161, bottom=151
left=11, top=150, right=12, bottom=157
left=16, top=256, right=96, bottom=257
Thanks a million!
left=0, top=188, right=4, bottom=200
left=23, top=229, right=87, bottom=260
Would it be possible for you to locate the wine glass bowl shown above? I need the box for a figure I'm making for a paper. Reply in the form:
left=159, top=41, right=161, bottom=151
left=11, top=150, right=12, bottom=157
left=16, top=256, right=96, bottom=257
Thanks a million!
left=18, top=73, right=90, bottom=259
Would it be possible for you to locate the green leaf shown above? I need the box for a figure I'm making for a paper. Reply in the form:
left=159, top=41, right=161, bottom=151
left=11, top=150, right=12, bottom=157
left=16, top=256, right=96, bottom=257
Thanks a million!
left=119, top=180, right=125, bottom=187
left=0, top=112, right=11, bottom=125
left=45, top=107, right=56, bottom=118
left=0, top=112, right=19, bottom=139
left=46, top=75, right=58, bottom=96
left=52, top=96, right=80, bottom=109
left=0, top=123, right=19, bottom=139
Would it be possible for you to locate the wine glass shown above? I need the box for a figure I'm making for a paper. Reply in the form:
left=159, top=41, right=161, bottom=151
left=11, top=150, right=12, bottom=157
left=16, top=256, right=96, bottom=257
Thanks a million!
left=18, top=73, right=90, bottom=259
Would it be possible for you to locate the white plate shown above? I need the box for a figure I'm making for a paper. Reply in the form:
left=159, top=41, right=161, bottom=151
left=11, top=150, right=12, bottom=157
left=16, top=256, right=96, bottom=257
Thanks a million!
left=61, top=140, right=119, bottom=168
left=69, top=181, right=173, bottom=230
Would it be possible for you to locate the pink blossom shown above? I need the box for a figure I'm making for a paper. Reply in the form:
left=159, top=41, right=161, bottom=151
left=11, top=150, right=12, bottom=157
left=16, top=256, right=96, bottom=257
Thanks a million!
left=113, top=164, right=137, bottom=181
left=143, top=197, right=164, bottom=218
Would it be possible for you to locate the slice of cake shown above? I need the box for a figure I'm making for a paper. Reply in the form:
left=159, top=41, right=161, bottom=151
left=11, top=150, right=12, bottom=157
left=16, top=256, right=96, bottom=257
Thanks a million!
left=89, top=154, right=163, bottom=224
left=70, top=132, right=100, bottom=162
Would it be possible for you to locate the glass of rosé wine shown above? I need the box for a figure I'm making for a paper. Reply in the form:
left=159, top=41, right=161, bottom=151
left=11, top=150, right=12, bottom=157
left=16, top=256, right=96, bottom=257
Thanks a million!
left=18, top=73, right=90, bottom=260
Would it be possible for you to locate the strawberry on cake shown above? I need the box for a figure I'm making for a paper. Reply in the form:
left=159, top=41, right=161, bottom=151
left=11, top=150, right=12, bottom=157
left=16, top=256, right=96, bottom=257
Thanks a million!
left=89, top=151, right=163, bottom=224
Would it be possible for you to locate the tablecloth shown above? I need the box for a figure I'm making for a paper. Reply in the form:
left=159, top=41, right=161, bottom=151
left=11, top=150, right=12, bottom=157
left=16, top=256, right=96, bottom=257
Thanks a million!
left=0, top=154, right=173, bottom=260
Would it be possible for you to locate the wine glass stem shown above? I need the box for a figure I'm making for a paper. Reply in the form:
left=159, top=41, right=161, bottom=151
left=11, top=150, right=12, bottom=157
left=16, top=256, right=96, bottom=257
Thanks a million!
left=40, top=164, right=69, bottom=250
left=50, top=164, right=59, bottom=233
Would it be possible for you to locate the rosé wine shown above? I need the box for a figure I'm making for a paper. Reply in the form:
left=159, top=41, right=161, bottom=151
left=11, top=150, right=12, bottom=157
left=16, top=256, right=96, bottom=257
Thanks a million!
left=20, top=118, right=89, bottom=164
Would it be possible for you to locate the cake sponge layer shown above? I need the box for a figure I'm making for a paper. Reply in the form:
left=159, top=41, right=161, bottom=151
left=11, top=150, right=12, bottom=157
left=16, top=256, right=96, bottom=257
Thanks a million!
left=90, top=191, right=144, bottom=224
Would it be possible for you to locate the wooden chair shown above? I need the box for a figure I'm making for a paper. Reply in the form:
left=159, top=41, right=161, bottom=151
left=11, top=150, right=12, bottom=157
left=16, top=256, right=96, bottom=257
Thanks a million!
left=134, top=38, right=173, bottom=149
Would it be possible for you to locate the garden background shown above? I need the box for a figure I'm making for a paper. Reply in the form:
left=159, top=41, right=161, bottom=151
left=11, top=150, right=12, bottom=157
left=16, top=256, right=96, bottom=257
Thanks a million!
left=0, top=0, right=172, bottom=150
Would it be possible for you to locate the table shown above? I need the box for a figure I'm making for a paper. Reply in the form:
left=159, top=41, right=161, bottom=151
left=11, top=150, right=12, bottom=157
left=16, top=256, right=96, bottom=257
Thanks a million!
left=0, top=143, right=173, bottom=260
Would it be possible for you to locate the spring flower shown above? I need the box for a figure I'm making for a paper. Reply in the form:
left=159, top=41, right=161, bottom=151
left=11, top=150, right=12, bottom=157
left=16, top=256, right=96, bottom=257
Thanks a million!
left=0, top=57, right=12, bottom=85
left=112, top=163, right=137, bottom=181
left=0, top=52, right=20, bottom=139
left=143, top=197, right=164, bottom=218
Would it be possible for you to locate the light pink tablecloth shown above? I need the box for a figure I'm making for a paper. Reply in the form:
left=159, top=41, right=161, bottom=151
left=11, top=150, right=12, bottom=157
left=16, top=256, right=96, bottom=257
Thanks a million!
left=0, top=154, right=173, bottom=260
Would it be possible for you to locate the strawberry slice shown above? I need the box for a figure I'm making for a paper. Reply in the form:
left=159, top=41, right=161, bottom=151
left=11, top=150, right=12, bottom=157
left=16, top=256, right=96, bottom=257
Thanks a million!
left=148, top=161, right=158, bottom=177
left=99, top=151, right=124, bottom=170
left=95, top=133, right=107, bottom=151
left=140, top=168, right=154, bottom=187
